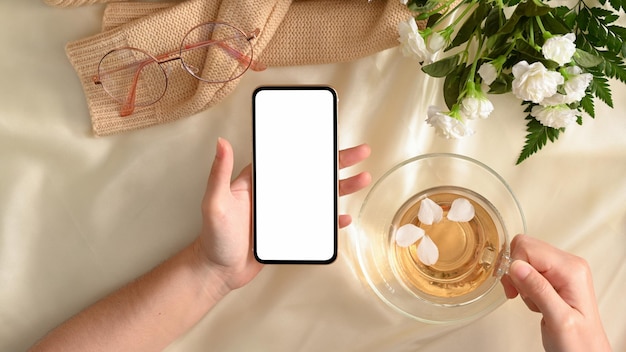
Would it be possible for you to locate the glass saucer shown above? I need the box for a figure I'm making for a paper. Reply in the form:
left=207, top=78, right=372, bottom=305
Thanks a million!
left=355, top=154, right=525, bottom=324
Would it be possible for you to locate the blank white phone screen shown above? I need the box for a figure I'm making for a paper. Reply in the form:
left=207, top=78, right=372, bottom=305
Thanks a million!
left=253, top=87, right=337, bottom=263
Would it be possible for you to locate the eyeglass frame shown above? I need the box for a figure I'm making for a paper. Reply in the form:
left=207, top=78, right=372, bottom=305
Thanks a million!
left=92, top=21, right=266, bottom=117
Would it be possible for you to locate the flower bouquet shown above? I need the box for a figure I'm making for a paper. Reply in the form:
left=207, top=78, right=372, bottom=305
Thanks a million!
left=398, top=0, right=626, bottom=163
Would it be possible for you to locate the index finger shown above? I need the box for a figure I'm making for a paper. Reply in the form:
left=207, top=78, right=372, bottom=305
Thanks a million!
left=339, top=144, right=371, bottom=169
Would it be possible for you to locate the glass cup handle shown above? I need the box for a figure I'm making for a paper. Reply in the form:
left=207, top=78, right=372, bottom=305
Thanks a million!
left=494, top=251, right=511, bottom=279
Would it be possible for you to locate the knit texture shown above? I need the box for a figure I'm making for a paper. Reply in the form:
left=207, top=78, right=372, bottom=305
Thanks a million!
left=101, top=2, right=176, bottom=31
left=56, top=0, right=412, bottom=135
left=44, top=0, right=128, bottom=7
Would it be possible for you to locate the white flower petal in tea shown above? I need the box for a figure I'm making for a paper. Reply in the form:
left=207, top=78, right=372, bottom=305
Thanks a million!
left=395, top=223, right=425, bottom=247
left=417, top=235, right=439, bottom=266
left=418, top=197, right=443, bottom=225
left=447, top=198, right=475, bottom=222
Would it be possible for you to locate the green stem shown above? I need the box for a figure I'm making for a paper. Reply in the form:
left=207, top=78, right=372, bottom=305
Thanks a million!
left=424, top=0, right=459, bottom=19
left=467, top=30, right=484, bottom=83
left=529, top=20, right=535, bottom=47
left=527, top=21, right=542, bottom=51
left=434, top=0, right=477, bottom=28
left=535, top=16, right=550, bottom=40
left=459, top=30, right=484, bottom=100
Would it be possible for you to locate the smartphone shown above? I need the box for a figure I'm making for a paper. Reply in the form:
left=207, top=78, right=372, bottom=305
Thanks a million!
left=252, top=86, right=338, bottom=264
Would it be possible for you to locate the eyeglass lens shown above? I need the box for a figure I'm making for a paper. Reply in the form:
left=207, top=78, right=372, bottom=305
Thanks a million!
left=180, top=22, right=253, bottom=83
left=98, top=48, right=168, bottom=107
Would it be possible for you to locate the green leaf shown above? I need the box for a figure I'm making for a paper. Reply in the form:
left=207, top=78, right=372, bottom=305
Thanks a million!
left=573, top=49, right=604, bottom=68
left=515, top=38, right=542, bottom=59
left=408, top=0, right=440, bottom=12
left=599, top=51, right=626, bottom=83
left=485, top=35, right=511, bottom=58
left=443, top=65, right=468, bottom=110
left=608, top=0, right=625, bottom=11
left=498, top=9, right=523, bottom=35
left=589, top=74, right=614, bottom=108
left=449, top=2, right=491, bottom=49
left=488, top=73, right=513, bottom=94
left=577, top=8, right=591, bottom=32
left=606, top=33, right=622, bottom=53
left=541, top=11, right=571, bottom=35
left=608, top=25, right=626, bottom=38
left=580, top=94, right=595, bottom=118
left=588, top=17, right=608, bottom=44
left=484, top=8, right=505, bottom=37
left=605, top=14, right=620, bottom=24
left=589, top=7, right=613, bottom=17
left=516, top=108, right=563, bottom=165
left=497, top=0, right=548, bottom=36
left=426, top=13, right=442, bottom=28
left=552, top=6, right=574, bottom=24
left=520, top=0, right=552, bottom=17
left=512, top=39, right=561, bottom=69
left=503, top=0, right=521, bottom=6
left=422, top=54, right=460, bottom=77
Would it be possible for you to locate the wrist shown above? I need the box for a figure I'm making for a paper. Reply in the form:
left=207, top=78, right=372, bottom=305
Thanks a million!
left=188, top=239, right=233, bottom=302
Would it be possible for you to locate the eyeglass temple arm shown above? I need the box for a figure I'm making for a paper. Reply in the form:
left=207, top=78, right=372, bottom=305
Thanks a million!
left=92, top=60, right=143, bottom=117
left=180, top=29, right=266, bottom=71
left=118, top=62, right=145, bottom=117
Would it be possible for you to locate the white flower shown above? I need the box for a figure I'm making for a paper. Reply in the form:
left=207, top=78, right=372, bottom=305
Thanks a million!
left=478, top=62, right=498, bottom=85
left=426, top=106, right=475, bottom=139
left=460, top=93, right=494, bottom=119
left=428, top=31, right=446, bottom=53
left=541, top=66, right=593, bottom=106
left=531, top=105, right=578, bottom=128
left=512, top=61, right=564, bottom=104
left=447, top=198, right=475, bottom=222
left=397, top=18, right=436, bottom=64
left=563, top=67, right=592, bottom=100
left=542, top=33, right=576, bottom=66
left=400, top=0, right=409, bottom=4
left=418, top=198, right=443, bottom=225
left=417, top=235, right=439, bottom=266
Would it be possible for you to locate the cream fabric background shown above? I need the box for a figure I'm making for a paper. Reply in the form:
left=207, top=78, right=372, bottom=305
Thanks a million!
left=1, top=2, right=625, bottom=351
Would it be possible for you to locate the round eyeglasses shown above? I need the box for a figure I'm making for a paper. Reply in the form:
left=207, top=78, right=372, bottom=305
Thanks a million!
left=93, top=22, right=266, bottom=117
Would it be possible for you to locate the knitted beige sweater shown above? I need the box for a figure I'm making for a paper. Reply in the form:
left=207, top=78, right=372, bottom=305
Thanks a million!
left=46, top=0, right=412, bottom=135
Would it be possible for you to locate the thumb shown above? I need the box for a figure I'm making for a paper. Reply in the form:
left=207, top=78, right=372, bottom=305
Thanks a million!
left=206, top=137, right=234, bottom=197
left=508, top=260, right=570, bottom=324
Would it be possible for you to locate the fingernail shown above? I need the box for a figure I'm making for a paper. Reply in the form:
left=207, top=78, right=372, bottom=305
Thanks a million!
left=510, top=260, right=532, bottom=281
left=215, top=137, right=224, bottom=159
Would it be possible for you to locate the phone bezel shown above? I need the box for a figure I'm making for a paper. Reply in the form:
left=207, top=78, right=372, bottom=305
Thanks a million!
left=252, top=86, right=338, bottom=264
